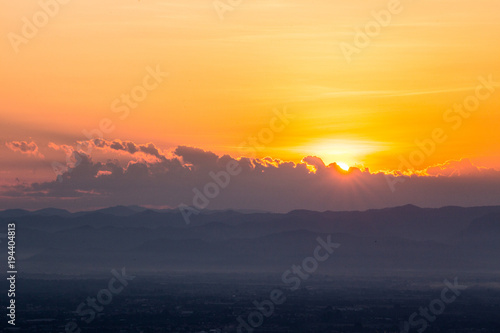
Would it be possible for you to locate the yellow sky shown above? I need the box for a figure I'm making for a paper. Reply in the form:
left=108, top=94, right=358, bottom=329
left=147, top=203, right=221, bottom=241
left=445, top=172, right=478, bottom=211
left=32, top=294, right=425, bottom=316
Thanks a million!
left=1, top=0, right=500, bottom=183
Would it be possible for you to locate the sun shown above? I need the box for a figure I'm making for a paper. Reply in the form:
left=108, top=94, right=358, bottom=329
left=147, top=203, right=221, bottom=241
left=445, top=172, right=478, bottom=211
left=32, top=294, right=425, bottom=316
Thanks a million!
left=337, top=162, right=350, bottom=171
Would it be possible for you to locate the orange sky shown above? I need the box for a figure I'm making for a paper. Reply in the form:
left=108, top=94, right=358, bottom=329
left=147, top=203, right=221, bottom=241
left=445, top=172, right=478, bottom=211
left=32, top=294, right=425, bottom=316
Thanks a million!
left=1, top=0, right=500, bottom=185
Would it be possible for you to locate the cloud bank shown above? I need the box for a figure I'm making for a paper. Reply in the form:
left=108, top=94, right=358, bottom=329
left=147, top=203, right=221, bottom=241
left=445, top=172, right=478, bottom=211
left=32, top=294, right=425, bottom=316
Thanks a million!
left=2, top=139, right=500, bottom=211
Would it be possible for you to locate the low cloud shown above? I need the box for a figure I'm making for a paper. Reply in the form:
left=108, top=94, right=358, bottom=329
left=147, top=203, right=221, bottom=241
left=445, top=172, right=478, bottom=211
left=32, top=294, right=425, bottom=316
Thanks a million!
left=90, top=139, right=166, bottom=161
left=5, top=141, right=44, bottom=158
left=2, top=141, right=500, bottom=211
left=423, top=159, right=493, bottom=177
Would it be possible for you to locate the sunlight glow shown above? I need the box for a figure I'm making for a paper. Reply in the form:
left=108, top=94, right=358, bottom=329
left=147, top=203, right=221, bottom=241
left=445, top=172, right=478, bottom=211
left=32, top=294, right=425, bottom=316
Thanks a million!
left=337, top=162, right=350, bottom=171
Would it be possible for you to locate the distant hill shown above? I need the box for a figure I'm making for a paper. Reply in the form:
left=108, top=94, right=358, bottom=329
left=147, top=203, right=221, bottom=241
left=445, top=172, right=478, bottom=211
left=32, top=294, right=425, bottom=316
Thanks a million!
left=1, top=205, right=499, bottom=276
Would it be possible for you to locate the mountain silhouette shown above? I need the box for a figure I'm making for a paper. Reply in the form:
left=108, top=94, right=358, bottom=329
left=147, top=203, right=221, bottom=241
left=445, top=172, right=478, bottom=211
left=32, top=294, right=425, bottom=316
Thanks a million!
left=1, top=205, right=499, bottom=276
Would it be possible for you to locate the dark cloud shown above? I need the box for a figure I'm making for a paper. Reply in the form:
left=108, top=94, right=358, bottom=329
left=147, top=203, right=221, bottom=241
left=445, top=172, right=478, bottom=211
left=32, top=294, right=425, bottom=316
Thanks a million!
left=174, top=146, right=219, bottom=168
left=81, top=139, right=166, bottom=160
left=2, top=143, right=500, bottom=212
left=5, top=141, right=43, bottom=158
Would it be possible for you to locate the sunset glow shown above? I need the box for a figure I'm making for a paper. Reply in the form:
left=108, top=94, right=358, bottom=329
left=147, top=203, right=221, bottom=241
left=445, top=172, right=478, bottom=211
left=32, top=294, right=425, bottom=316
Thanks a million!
left=2, top=3, right=500, bottom=331
left=1, top=0, right=500, bottom=211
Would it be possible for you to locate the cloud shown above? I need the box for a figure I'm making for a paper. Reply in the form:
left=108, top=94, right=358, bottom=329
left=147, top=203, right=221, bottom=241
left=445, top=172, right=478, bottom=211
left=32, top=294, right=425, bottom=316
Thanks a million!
left=2, top=142, right=500, bottom=212
left=5, top=141, right=44, bottom=158
left=49, top=139, right=171, bottom=167
left=302, top=156, right=326, bottom=170
left=48, top=142, right=75, bottom=155
left=423, top=159, right=493, bottom=177
left=174, top=146, right=219, bottom=169
left=91, top=139, right=165, bottom=160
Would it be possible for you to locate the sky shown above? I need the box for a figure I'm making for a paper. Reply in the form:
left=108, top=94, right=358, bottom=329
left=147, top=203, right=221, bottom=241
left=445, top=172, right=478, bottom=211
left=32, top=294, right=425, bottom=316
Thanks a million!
left=1, top=0, right=500, bottom=211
